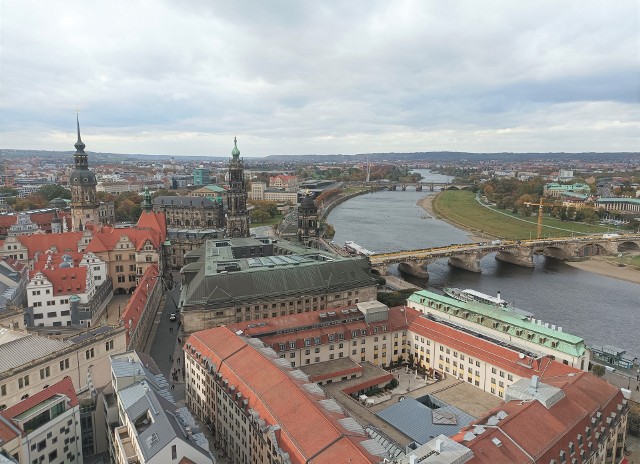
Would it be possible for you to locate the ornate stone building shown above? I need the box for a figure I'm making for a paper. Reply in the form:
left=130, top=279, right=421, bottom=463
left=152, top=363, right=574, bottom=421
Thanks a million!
left=69, top=116, right=114, bottom=231
left=297, top=193, right=319, bottom=247
left=226, top=138, right=250, bottom=238
left=152, top=195, right=224, bottom=229
left=179, top=237, right=378, bottom=334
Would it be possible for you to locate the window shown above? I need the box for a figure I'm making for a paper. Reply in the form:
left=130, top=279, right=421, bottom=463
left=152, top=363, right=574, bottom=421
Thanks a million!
left=85, top=348, right=94, bottom=360
left=40, top=367, right=50, bottom=380
left=105, top=340, right=114, bottom=351
left=0, top=385, right=5, bottom=397
left=18, top=376, right=29, bottom=389
left=115, top=265, right=124, bottom=273
left=60, top=359, right=70, bottom=371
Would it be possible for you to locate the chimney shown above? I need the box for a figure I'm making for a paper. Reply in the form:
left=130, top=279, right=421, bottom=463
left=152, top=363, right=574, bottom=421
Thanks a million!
left=409, top=455, right=417, bottom=464
left=435, top=439, right=443, bottom=452
left=531, top=375, right=539, bottom=390
left=496, top=291, right=501, bottom=302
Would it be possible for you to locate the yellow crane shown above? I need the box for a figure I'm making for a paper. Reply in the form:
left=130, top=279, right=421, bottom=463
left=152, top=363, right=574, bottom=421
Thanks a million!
left=524, top=197, right=545, bottom=239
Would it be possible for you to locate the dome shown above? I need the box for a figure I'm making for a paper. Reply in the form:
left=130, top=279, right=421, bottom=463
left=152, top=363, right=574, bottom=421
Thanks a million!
left=231, top=137, right=240, bottom=159
left=70, top=169, right=97, bottom=186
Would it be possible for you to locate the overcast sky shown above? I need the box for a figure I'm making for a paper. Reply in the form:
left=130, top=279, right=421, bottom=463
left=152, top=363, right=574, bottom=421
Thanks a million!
left=1, top=1, right=638, bottom=157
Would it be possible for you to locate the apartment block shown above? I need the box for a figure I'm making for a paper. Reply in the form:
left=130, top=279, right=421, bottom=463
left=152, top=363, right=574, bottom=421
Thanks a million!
left=407, top=290, right=589, bottom=370
left=185, top=328, right=384, bottom=464
left=0, top=377, right=83, bottom=464
left=105, top=351, right=214, bottom=464
left=0, top=325, right=126, bottom=410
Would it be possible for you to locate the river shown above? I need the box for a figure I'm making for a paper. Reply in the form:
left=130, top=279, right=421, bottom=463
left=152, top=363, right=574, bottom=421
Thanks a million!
left=328, top=170, right=640, bottom=360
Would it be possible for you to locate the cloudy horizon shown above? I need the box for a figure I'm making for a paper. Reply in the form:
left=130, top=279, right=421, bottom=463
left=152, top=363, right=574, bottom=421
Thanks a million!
left=1, top=1, right=638, bottom=157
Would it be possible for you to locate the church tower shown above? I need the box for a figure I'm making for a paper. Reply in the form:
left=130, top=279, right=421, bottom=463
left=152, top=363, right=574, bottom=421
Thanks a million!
left=225, top=137, right=250, bottom=238
left=297, top=193, right=319, bottom=247
left=70, top=115, right=100, bottom=231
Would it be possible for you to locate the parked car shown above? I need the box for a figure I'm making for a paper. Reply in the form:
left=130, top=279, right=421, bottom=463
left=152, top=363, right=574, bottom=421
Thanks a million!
left=169, top=313, right=177, bottom=321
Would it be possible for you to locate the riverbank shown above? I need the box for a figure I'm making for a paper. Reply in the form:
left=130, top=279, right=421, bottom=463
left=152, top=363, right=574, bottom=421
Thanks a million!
left=419, top=192, right=640, bottom=285
left=566, top=258, right=640, bottom=285
left=417, top=194, right=488, bottom=243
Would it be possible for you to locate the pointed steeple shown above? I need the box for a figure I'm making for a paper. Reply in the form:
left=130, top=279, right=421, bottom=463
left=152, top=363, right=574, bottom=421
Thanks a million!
left=231, top=137, right=240, bottom=159
left=74, top=112, right=86, bottom=153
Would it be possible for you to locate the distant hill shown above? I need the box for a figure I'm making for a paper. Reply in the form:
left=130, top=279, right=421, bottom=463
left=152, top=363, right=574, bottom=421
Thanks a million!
left=1, top=148, right=637, bottom=164
left=260, top=152, right=639, bottom=163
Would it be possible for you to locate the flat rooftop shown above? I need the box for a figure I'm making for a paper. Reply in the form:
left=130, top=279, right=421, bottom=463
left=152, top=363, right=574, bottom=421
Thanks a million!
left=300, top=357, right=362, bottom=381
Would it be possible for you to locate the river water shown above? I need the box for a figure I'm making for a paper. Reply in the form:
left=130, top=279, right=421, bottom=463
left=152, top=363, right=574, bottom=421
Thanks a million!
left=329, top=170, right=640, bottom=360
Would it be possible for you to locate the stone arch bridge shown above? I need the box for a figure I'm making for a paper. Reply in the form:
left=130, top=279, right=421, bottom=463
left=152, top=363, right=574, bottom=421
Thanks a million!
left=368, top=234, right=640, bottom=279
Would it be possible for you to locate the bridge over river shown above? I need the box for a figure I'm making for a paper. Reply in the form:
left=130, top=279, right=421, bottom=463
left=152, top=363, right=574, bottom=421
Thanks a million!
left=368, top=234, right=640, bottom=278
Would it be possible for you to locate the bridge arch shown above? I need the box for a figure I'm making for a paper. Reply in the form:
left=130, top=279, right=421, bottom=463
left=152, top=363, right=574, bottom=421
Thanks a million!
left=576, top=243, right=607, bottom=257
left=618, top=241, right=640, bottom=252
left=533, top=246, right=568, bottom=260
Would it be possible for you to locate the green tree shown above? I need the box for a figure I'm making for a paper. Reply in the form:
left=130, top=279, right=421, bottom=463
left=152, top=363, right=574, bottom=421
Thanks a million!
left=0, top=187, right=18, bottom=196
left=37, top=184, right=71, bottom=201
left=591, top=364, right=605, bottom=378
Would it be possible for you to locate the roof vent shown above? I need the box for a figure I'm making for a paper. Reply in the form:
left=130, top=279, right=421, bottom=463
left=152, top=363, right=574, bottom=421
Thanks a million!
left=435, top=439, right=443, bottom=452
left=492, top=438, right=502, bottom=447
left=531, top=375, right=539, bottom=389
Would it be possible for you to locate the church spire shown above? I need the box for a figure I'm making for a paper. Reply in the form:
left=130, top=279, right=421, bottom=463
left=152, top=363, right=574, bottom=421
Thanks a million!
left=74, top=112, right=86, bottom=153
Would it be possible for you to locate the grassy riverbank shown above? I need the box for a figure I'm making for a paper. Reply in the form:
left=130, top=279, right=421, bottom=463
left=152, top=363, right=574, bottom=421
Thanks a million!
left=432, top=190, right=616, bottom=239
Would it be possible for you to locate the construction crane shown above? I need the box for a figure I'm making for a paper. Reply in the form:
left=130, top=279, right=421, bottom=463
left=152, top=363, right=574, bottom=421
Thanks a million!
left=524, top=197, right=545, bottom=239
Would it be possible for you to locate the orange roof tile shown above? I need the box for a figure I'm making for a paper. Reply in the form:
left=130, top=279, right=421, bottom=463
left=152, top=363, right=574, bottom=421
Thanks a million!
left=32, top=251, right=84, bottom=272
left=186, top=327, right=379, bottom=464
left=84, top=226, right=161, bottom=254
left=120, top=265, right=159, bottom=345
left=18, top=232, right=84, bottom=259
left=31, top=267, right=88, bottom=296
left=136, top=211, right=167, bottom=243
left=227, top=305, right=421, bottom=354
left=2, top=377, right=78, bottom=427
left=462, top=372, right=624, bottom=464
left=407, top=316, right=575, bottom=379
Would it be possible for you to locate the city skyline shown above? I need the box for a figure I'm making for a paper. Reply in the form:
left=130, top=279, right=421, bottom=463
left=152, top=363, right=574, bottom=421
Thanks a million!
left=1, top=1, right=638, bottom=157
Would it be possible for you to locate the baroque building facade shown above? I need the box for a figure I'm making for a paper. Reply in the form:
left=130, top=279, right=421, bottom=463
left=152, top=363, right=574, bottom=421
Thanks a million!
left=226, top=138, right=250, bottom=238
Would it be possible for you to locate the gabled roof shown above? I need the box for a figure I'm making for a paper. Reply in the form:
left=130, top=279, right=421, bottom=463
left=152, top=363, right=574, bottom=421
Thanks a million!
left=30, top=267, right=88, bottom=296
left=120, top=265, right=159, bottom=345
left=32, top=251, right=84, bottom=272
left=136, top=211, right=167, bottom=243
left=2, top=376, right=77, bottom=423
left=408, top=290, right=585, bottom=356
left=85, top=226, right=161, bottom=253
left=408, top=316, right=576, bottom=379
left=461, top=372, right=624, bottom=463
left=187, top=327, right=379, bottom=464
left=17, top=232, right=84, bottom=259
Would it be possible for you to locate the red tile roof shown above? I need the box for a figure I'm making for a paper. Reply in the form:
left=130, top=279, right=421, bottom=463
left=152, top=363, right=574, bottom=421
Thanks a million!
left=407, top=316, right=575, bottom=379
left=460, top=372, right=624, bottom=464
left=85, top=226, right=162, bottom=254
left=32, top=251, right=84, bottom=272
left=186, top=327, right=379, bottom=464
left=227, top=306, right=421, bottom=353
left=136, top=211, right=167, bottom=243
left=2, top=377, right=78, bottom=430
left=30, top=267, right=88, bottom=296
left=18, top=232, right=84, bottom=259
left=120, top=264, right=159, bottom=345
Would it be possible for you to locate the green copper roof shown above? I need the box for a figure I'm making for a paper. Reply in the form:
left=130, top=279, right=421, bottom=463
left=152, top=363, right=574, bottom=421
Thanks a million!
left=231, top=137, right=240, bottom=159
left=408, top=290, right=585, bottom=357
